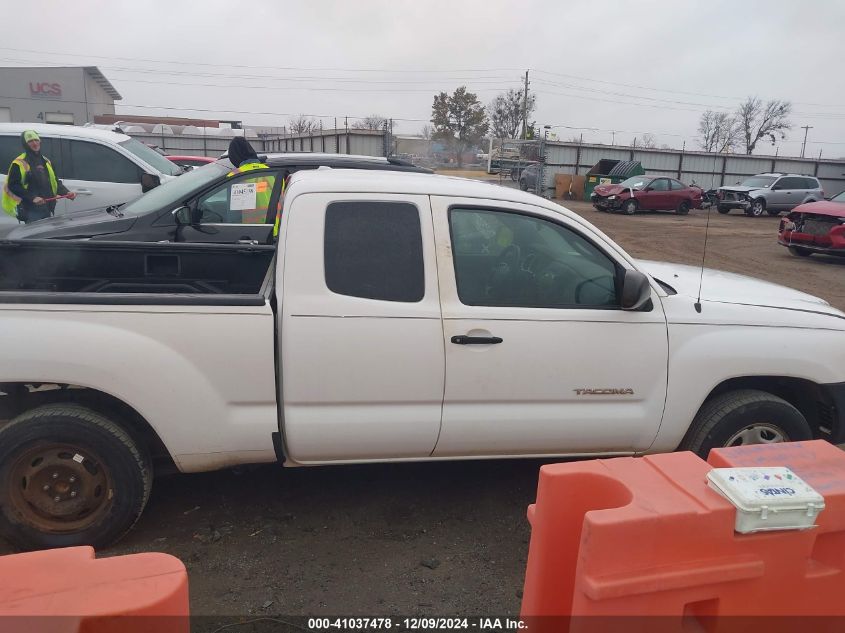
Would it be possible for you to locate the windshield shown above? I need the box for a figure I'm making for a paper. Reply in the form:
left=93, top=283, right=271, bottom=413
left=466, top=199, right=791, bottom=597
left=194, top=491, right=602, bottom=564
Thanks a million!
left=831, top=191, right=845, bottom=203
left=740, top=176, right=776, bottom=188
left=617, top=176, right=652, bottom=189
left=119, top=138, right=183, bottom=177
left=120, top=162, right=229, bottom=216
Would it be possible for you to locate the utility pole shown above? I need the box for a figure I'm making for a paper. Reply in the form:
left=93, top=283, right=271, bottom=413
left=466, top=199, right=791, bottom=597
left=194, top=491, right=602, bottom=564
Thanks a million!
left=800, top=125, right=813, bottom=158
left=522, top=70, right=530, bottom=140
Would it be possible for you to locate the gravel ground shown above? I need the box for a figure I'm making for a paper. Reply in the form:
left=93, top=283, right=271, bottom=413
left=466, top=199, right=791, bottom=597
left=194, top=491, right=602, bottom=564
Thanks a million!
left=2, top=196, right=843, bottom=618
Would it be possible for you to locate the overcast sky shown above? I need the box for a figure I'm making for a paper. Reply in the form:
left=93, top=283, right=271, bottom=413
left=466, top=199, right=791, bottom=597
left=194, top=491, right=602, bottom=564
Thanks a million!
left=3, top=0, right=844, bottom=156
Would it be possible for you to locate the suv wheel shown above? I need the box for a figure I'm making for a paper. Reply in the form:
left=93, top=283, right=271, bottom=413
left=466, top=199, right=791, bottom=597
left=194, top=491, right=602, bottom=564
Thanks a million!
left=679, top=389, right=812, bottom=459
left=717, top=205, right=731, bottom=214
left=746, top=198, right=766, bottom=217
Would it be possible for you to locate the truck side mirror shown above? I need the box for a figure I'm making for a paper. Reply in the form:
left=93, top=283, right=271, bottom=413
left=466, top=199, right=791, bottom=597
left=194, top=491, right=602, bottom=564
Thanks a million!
left=141, top=173, right=161, bottom=193
left=621, top=269, right=652, bottom=311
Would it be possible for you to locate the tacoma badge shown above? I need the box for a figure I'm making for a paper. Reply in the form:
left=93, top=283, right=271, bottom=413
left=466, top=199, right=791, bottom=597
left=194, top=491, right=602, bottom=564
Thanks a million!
left=574, top=388, right=635, bottom=396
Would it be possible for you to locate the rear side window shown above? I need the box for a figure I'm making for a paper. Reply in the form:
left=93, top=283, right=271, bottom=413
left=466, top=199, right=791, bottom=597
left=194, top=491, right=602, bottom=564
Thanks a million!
left=776, top=177, right=804, bottom=189
left=68, top=140, right=141, bottom=184
left=803, top=177, right=820, bottom=189
left=670, top=179, right=686, bottom=190
left=324, top=201, right=424, bottom=302
left=0, top=136, right=62, bottom=174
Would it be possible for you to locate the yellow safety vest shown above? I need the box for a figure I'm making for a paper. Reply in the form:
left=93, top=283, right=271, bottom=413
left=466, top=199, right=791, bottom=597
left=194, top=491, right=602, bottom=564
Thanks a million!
left=226, top=161, right=272, bottom=223
left=2, top=153, right=59, bottom=217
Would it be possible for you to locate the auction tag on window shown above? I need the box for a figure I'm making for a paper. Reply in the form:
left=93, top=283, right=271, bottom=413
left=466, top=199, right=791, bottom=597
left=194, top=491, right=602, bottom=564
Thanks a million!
left=230, top=182, right=257, bottom=210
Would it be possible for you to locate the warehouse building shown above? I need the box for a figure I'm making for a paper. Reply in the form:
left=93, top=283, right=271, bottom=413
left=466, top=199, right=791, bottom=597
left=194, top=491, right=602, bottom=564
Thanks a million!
left=0, top=66, right=121, bottom=126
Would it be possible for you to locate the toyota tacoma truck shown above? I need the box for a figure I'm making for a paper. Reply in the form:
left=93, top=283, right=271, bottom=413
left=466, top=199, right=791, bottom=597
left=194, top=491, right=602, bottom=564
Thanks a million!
left=1, top=169, right=844, bottom=551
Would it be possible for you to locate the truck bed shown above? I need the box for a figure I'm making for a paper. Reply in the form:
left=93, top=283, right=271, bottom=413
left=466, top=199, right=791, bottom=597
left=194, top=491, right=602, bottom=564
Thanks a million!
left=0, top=239, right=275, bottom=303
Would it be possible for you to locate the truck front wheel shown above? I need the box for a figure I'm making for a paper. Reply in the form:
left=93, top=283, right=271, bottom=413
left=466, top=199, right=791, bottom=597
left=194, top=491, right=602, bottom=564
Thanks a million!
left=679, top=389, right=812, bottom=459
left=0, top=405, right=152, bottom=551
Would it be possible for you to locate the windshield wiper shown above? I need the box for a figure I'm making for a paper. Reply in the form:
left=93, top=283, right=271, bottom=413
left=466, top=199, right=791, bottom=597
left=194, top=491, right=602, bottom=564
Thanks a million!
left=105, top=204, right=125, bottom=218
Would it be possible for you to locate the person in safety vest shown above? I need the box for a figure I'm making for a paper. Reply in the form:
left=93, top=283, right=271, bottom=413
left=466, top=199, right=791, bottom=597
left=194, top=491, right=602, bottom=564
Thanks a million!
left=2, top=130, right=75, bottom=223
left=224, top=137, right=272, bottom=224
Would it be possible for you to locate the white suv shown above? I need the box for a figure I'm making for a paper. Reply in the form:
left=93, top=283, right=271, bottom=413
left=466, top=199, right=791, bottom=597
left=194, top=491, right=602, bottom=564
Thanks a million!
left=718, top=173, right=824, bottom=217
left=0, top=123, right=182, bottom=226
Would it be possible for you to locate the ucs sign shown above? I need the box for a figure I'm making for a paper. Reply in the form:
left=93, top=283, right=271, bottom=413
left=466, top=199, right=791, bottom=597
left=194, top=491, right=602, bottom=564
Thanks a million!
left=29, top=82, right=62, bottom=98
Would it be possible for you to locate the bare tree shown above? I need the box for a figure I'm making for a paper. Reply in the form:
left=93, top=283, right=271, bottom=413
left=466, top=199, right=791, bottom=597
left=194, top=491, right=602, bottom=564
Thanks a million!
left=698, top=110, right=740, bottom=153
left=420, top=124, right=434, bottom=140
left=631, top=134, right=657, bottom=149
left=352, top=115, right=388, bottom=131
left=735, top=97, right=792, bottom=154
left=487, top=89, right=536, bottom=139
left=288, top=115, right=317, bottom=134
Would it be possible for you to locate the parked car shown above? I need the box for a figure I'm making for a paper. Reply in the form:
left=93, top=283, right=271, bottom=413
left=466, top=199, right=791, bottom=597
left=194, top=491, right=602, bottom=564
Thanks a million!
left=518, top=163, right=540, bottom=192
left=0, top=123, right=182, bottom=226
left=1, top=169, right=844, bottom=550
left=778, top=190, right=845, bottom=257
left=591, top=176, right=703, bottom=215
left=166, top=155, right=217, bottom=171
left=718, top=173, right=824, bottom=217
left=2, top=153, right=432, bottom=244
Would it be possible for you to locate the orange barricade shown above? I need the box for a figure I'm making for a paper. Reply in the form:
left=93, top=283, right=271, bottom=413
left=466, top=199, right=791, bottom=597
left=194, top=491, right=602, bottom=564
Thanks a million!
left=520, top=441, right=845, bottom=633
left=0, top=546, right=189, bottom=633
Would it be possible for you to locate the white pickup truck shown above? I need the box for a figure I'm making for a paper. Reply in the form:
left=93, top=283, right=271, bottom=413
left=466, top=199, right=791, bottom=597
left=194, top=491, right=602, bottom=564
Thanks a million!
left=1, top=169, right=844, bottom=550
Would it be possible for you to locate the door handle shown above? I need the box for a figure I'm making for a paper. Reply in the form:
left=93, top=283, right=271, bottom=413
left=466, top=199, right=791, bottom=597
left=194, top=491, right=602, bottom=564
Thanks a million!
left=74, top=189, right=93, bottom=195
left=237, top=238, right=259, bottom=245
left=451, top=335, right=503, bottom=345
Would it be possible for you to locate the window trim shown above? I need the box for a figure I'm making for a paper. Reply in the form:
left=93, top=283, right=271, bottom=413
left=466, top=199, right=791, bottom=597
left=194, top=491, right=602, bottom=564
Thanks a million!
left=446, top=204, right=627, bottom=311
left=323, top=199, right=426, bottom=304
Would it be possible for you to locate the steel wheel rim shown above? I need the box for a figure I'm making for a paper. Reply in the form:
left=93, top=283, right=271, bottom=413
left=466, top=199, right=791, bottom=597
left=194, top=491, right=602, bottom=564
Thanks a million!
left=8, top=442, right=113, bottom=533
left=725, top=423, right=788, bottom=447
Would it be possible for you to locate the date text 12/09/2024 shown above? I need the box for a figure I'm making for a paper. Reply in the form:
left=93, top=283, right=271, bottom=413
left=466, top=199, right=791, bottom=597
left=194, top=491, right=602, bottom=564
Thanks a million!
left=307, top=618, right=527, bottom=631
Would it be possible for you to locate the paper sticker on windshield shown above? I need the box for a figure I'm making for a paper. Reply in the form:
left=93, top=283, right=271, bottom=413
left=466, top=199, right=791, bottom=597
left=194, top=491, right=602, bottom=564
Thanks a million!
left=633, top=181, right=644, bottom=188
left=230, top=183, right=257, bottom=210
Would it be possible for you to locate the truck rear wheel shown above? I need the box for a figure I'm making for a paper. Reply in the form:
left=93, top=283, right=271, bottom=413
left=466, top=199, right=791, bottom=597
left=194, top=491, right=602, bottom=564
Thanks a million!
left=679, top=389, right=812, bottom=459
left=0, top=405, right=152, bottom=551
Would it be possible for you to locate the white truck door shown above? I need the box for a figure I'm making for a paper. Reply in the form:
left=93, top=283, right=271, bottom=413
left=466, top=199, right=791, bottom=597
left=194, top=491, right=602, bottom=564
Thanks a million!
left=430, top=196, right=669, bottom=457
left=279, top=193, right=445, bottom=463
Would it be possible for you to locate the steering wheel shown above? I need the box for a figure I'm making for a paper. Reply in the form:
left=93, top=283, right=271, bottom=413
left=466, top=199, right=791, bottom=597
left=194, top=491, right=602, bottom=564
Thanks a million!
left=496, top=244, right=521, bottom=273
left=199, top=207, right=225, bottom=223
left=575, top=275, right=616, bottom=305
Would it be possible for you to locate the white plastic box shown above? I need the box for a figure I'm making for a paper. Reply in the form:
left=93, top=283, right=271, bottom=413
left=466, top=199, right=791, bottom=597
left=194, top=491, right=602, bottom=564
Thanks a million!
left=706, top=467, right=825, bottom=534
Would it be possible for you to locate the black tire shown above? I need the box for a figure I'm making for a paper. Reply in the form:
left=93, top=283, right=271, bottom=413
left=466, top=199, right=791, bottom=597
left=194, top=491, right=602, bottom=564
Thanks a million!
left=788, top=246, right=812, bottom=257
left=676, top=200, right=691, bottom=215
left=717, top=205, right=731, bottom=215
left=746, top=198, right=766, bottom=217
left=510, top=168, right=519, bottom=182
left=0, top=404, right=152, bottom=551
left=519, top=179, right=528, bottom=191
left=622, top=199, right=638, bottom=215
left=679, top=389, right=812, bottom=459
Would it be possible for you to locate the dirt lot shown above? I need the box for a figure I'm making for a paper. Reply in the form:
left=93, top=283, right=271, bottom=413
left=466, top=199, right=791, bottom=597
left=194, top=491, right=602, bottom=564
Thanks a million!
left=1, top=197, right=842, bottom=619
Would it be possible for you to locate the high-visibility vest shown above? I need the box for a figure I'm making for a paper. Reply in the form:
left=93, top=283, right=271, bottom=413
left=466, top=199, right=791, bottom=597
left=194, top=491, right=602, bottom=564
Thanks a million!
left=226, top=161, right=272, bottom=223
left=2, top=153, right=58, bottom=217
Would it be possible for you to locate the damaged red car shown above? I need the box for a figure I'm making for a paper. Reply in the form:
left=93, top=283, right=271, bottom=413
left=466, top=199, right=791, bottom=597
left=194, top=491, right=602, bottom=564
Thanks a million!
left=591, top=176, right=702, bottom=215
left=778, top=191, right=845, bottom=257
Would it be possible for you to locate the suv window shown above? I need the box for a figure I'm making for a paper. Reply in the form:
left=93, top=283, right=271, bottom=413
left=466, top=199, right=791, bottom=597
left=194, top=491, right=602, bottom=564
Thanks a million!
left=775, top=177, right=805, bottom=190
left=0, top=135, right=62, bottom=175
left=670, top=179, right=686, bottom=190
left=68, top=140, right=140, bottom=184
left=324, top=201, right=424, bottom=302
left=803, top=177, right=820, bottom=190
left=196, top=170, right=277, bottom=224
left=449, top=208, right=618, bottom=308
left=650, top=178, right=669, bottom=191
